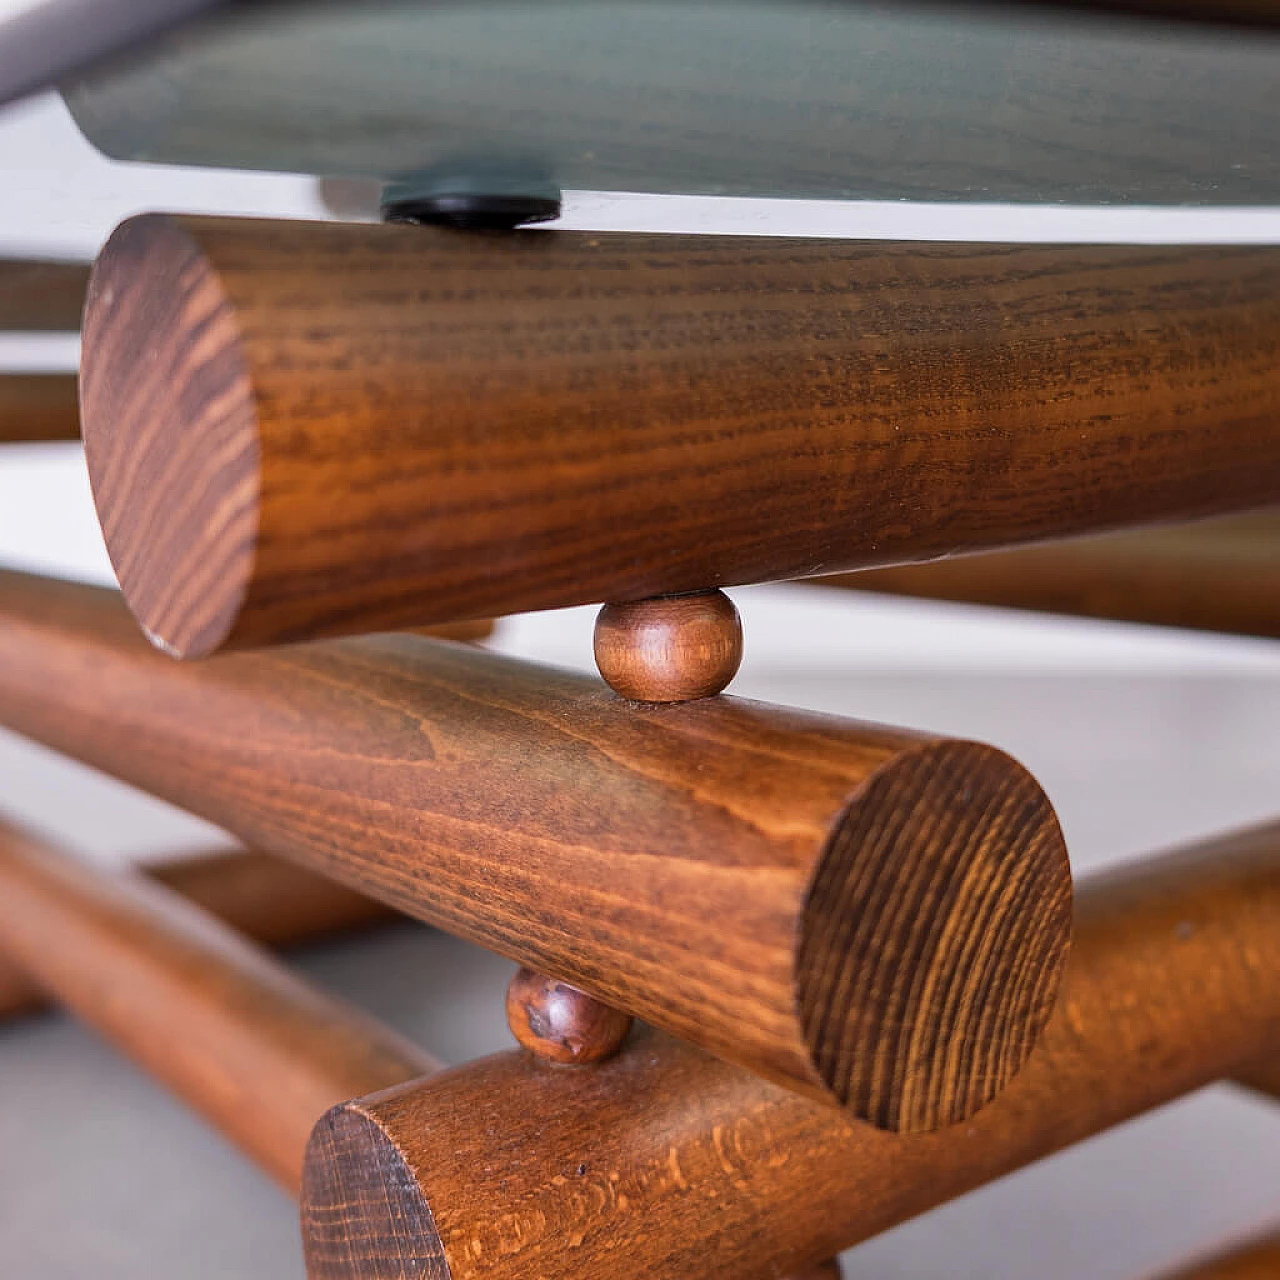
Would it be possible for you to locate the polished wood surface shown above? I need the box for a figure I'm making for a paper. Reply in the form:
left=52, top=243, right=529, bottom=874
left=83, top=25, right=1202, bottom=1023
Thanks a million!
left=81, top=217, right=1280, bottom=655
left=594, top=591, right=743, bottom=702
left=818, top=511, right=1280, bottom=638
left=506, top=967, right=634, bottom=1066
left=0, top=258, right=89, bottom=330
left=1232, top=1058, right=1280, bottom=1100
left=0, top=816, right=437, bottom=1191
left=0, top=373, right=79, bottom=443
left=1158, top=1232, right=1280, bottom=1279
left=300, top=819, right=1280, bottom=1280
left=0, top=569, right=1072, bottom=1131
left=0, top=845, right=397, bottom=1021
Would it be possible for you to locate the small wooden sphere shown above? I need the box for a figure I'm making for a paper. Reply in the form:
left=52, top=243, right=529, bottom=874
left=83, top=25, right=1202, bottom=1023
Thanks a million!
left=594, top=590, right=743, bottom=703
left=506, top=968, right=634, bottom=1066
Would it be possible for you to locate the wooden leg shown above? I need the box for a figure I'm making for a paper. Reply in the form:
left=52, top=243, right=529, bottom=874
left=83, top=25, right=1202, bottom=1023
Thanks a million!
left=0, top=815, right=437, bottom=1191
left=0, top=846, right=398, bottom=1022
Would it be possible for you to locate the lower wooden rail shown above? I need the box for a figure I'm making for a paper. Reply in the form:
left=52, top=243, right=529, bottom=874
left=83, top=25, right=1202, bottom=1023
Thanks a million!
left=0, top=259, right=89, bottom=331
left=816, top=511, right=1280, bottom=639
left=0, top=815, right=437, bottom=1190
left=1158, top=1232, right=1280, bottom=1279
left=301, top=819, right=1280, bottom=1280
left=0, top=846, right=397, bottom=1020
left=0, top=373, right=79, bottom=443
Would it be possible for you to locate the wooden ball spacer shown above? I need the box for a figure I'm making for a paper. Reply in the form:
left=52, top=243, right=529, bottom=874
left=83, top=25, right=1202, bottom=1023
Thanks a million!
left=594, top=589, right=743, bottom=702
left=506, top=967, right=634, bottom=1066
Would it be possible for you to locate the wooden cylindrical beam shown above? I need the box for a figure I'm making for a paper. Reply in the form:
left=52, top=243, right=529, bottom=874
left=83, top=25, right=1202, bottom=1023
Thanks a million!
left=0, top=816, right=437, bottom=1191
left=0, top=259, right=89, bottom=330
left=301, top=820, right=1280, bottom=1280
left=81, top=216, right=1280, bottom=656
left=817, top=511, right=1280, bottom=639
left=0, top=569, right=1072, bottom=1132
left=1156, top=1232, right=1280, bottom=1279
left=0, top=373, right=80, bottom=443
left=0, top=846, right=399, bottom=1022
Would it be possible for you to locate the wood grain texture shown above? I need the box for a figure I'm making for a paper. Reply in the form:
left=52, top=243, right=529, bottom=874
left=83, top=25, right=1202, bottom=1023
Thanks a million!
left=0, top=569, right=1072, bottom=1132
left=81, top=216, right=1280, bottom=655
left=0, top=258, right=89, bottom=330
left=506, top=968, right=634, bottom=1066
left=0, top=373, right=79, bottom=443
left=817, top=510, right=1280, bottom=639
left=0, top=845, right=398, bottom=1022
left=301, top=819, right=1280, bottom=1280
left=0, top=815, right=437, bottom=1191
left=594, top=591, right=743, bottom=702
left=1157, top=1232, right=1280, bottom=1279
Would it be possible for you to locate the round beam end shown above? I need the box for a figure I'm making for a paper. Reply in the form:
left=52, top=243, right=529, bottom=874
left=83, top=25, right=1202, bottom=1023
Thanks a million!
left=594, top=591, right=743, bottom=702
left=800, top=739, right=1073, bottom=1133
left=80, top=213, right=258, bottom=660
left=302, top=1101, right=449, bottom=1280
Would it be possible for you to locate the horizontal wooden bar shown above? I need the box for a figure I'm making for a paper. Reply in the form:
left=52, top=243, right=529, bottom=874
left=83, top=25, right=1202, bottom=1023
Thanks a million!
left=81, top=218, right=1280, bottom=655
left=0, top=373, right=79, bottom=443
left=816, top=511, right=1280, bottom=638
left=301, top=819, right=1280, bottom=1280
left=0, top=845, right=398, bottom=1021
left=0, top=569, right=1072, bottom=1132
left=0, top=259, right=89, bottom=330
left=1157, top=1232, right=1280, bottom=1279
left=0, top=815, right=437, bottom=1191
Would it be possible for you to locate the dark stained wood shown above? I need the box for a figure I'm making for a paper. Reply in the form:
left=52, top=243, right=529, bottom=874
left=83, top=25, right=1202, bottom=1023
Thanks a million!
left=0, top=815, right=438, bottom=1192
left=0, top=259, right=89, bottom=330
left=0, top=569, right=1072, bottom=1132
left=783, top=1262, right=842, bottom=1280
left=816, top=510, right=1280, bottom=639
left=506, top=967, right=634, bottom=1066
left=1232, top=1058, right=1280, bottom=1100
left=300, top=819, right=1280, bottom=1280
left=1157, top=1232, right=1280, bottom=1279
left=0, top=373, right=79, bottom=443
left=0, top=846, right=398, bottom=1022
left=594, top=591, right=743, bottom=702
left=80, top=216, right=1280, bottom=656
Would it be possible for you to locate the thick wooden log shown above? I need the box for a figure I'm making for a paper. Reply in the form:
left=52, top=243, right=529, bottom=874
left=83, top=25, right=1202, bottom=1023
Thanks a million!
left=0, top=259, right=89, bottom=330
left=0, top=569, right=1072, bottom=1132
left=0, top=846, right=398, bottom=1021
left=1157, top=1232, right=1280, bottom=1279
left=81, top=217, right=1280, bottom=656
left=817, top=511, right=1280, bottom=639
left=0, top=373, right=79, bottom=443
left=301, top=820, right=1280, bottom=1280
left=0, top=816, right=437, bottom=1191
